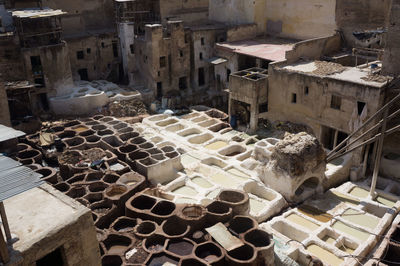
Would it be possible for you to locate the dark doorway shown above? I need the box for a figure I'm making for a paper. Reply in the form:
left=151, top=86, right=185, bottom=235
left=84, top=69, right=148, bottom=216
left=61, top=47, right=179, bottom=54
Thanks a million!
left=78, top=68, right=89, bottom=81
left=198, top=67, right=205, bottom=86
left=179, top=77, right=187, bottom=90
left=157, top=82, right=163, bottom=99
left=112, top=41, right=119, bottom=58
left=39, top=93, right=49, bottom=111
left=30, top=56, right=42, bottom=75
left=36, top=247, right=65, bottom=266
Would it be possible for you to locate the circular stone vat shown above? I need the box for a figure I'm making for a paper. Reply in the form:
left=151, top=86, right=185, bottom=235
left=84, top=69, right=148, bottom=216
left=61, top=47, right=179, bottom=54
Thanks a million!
left=98, top=129, right=114, bottom=136
left=102, top=255, right=122, bottom=266
left=130, top=195, right=157, bottom=210
left=105, top=185, right=128, bottom=200
left=135, top=221, right=157, bottom=236
left=181, top=258, right=207, bottom=266
left=103, top=234, right=132, bottom=254
left=85, top=135, right=101, bottom=143
left=118, top=172, right=144, bottom=187
left=90, top=199, right=113, bottom=215
left=54, top=182, right=70, bottom=193
left=92, top=124, right=107, bottom=131
left=161, top=217, right=189, bottom=238
left=85, top=192, right=103, bottom=204
left=194, top=242, right=223, bottom=263
left=85, top=172, right=103, bottom=182
left=228, top=216, right=256, bottom=236
left=182, top=205, right=204, bottom=218
left=146, top=253, right=179, bottom=266
left=244, top=229, right=271, bottom=247
left=151, top=201, right=176, bottom=216
left=143, top=234, right=166, bottom=253
left=166, top=239, right=194, bottom=256
left=66, top=187, right=86, bottom=198
left=112, top=217, right=137, bottom=233
left=227, top=244, right=255, bottom=263
left=88, top=181, right=108, bottom=193
left=103, top=173, right=120, bottom=184
left=206, top=201, right=231, bottom=215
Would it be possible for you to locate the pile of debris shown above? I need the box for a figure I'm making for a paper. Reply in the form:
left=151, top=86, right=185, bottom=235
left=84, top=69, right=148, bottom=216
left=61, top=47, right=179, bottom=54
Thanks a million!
left=103, top=98, right=148, bottom=117
left=312, top=60, right=346, bottom=76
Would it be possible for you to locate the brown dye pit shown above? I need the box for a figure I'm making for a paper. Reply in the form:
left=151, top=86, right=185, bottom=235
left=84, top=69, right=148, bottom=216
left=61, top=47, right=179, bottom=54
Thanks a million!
left=298, top=205, right=332, bottom=223
left=148, top=254, right=179, bottom=266
left=167, top=240, right=194, bottom=256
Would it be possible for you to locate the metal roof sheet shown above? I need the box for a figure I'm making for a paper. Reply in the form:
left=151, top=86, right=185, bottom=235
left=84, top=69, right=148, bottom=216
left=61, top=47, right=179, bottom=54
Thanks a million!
left=0, top=155, right=43, bottom=202
left=0, top=125, right=26, bottom=143
left=207, top=57, right=227, bottom=65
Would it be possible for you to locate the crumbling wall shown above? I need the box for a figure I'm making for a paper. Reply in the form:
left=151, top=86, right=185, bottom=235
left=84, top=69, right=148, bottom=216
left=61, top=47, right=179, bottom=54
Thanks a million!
left=42, top=0, right=115, bottom=36
left=67, top=33, right=119, bottom=82
left=285, top=34, right=342, bottom=63
left=382, top=0, right=400, bottom=76
left=336, top=0, right=392, bottom=47
left=265, top=64, right=385, bottom=139
left=21, top=42, right=74, bottom=96
left=265, top=0, right=336, bottom=40
left=0, top=37, right=26, bottom=82
left=227, top=24, right=258, bottom=42
left=160, top=0, right=208, bottom=24
left=0, top=82, right=11, bottom=126
left=209, top=0, right=264, bottom=29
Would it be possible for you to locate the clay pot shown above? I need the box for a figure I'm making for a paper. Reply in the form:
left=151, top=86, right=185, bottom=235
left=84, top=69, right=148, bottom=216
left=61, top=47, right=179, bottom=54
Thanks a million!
left=177, top=204, right=207, bottom=232
left=110, top=216, right=138, bottom=233
left=134, top=220, right=158, bottom=239
left=161, top=216, right=190, bottom=239
left=143, top=234, right=167, bottom=254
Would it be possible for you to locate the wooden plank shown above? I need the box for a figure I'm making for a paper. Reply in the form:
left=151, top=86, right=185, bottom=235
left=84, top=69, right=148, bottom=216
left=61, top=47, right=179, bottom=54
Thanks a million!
left=206, top=223, right=244, bottom=251
left=0, top=226, right=9, bottom=264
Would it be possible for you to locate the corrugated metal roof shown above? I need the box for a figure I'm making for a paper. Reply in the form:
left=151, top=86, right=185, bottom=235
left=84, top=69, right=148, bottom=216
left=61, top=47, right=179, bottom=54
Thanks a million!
left=0, top=125, right=26, bottom=142
left=12, top=9, right=66, bottom=18
left=0, top=155, right=43, bottom=202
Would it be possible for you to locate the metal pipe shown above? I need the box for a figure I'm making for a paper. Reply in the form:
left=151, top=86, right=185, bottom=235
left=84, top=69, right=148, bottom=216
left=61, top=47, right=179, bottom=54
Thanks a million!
left=369, top=108, right=389, bottom=198
left=327, top=93, right=400, bottom=157
left=0, top=203, right=11, bottom=241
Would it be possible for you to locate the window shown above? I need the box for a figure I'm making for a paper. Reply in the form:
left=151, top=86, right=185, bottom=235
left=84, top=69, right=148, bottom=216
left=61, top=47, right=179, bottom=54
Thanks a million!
left=130, top=44, right=134, bottom=54
left=357, top=101, right=366, bottom=115
left=304, top=86, right=309, bottom=95
left=101, top=42, right=105, bottom=48
left=179, top=50, right=183, bottom=57
left=112, top=41, right=118, bottom=58
left=331, top=95, right=341, bottom=110
left=201, top=37, right=205, bottom=45
left=76, top=51, right=84, bottom=60
left=198, top=68, right=205, bottom=86
left=160, top=56, right=166, bottom=68
left=179, top=77, right=187, bottom=90
left=259, top=102, right=268, bottom=113
left=185, top=34, right=189, bottom=44
left=291, top=93, right=297, bottom=103
left=86, top=48, right=91, bottom=54
left=199, top=52, right=203, bottom=60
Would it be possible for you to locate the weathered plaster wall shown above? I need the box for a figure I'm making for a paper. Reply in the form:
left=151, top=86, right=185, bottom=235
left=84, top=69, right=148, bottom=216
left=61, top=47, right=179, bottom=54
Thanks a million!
left=160, top=0, right=208, bottom=24
left=336, top=0, right=391, bottom=47
left=42, top=0, right=115, bottom=36
left=0, top=37, right=25, bottom=82
left=67, top=33, right=120, bottom=82
left=285, top=34, right=342, bottom=63
left=382, top=0, right=400, bottom=76
left=21, top=42, right=74, bottom=96
left=227, top=24, right=258, bottom=42
left=0, top=82, right=11, bottom=126
left=265, top=0, right=337, bottom=40
left=265, top=65, right=385, bottom=139
left=209, top=0, right=266, bottom=33
left=118, top=23, right=136, bottom=82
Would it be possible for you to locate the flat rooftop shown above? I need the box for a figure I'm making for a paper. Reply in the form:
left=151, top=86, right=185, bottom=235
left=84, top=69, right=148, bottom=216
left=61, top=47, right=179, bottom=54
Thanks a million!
left=282, top=60, right=393, bottom=88
left=3, top=184, right=89, bottom=256
left=216, top=37, right=296, bottom=62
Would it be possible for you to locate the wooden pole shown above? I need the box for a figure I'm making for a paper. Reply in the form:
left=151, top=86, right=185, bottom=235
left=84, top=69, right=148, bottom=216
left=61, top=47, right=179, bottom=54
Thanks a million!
left=0, top=223, right=9, bottom=264
left=370, top=108, right=389, bottom=198
left=0, top=202, right=11, bottom=241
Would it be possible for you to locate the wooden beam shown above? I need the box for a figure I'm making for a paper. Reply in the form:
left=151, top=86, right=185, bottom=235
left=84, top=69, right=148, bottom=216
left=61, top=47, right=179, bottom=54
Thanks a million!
left=0, top=226, right=9, bottom=264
